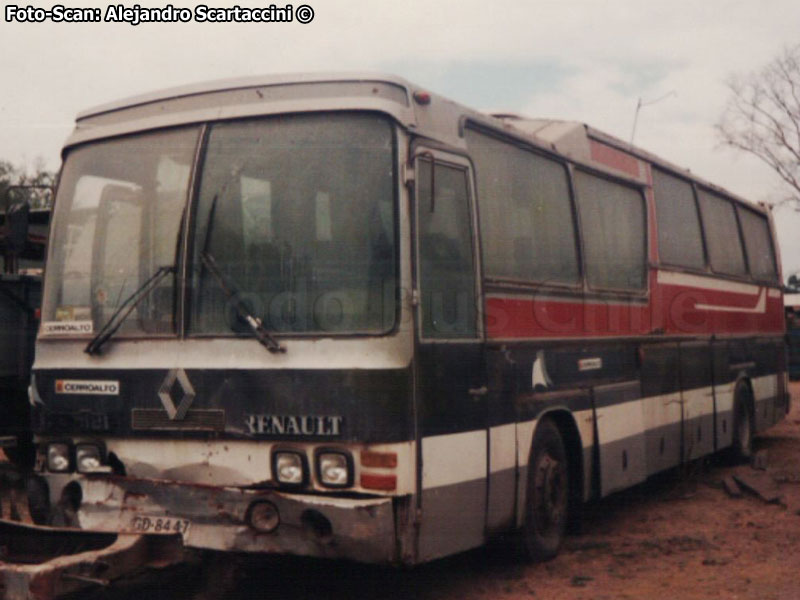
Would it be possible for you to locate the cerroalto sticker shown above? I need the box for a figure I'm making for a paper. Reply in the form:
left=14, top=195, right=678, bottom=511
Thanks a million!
left=55, top=380, right=120, bottom=395
left=42, top=321, right=94, bottom=335
left=577, top=357, right=603, bottom=372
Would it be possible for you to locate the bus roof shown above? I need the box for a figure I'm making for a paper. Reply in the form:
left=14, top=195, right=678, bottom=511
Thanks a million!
left=67, top=72, right=768, bottom=216
left=76, top=71, right=416, bottom=120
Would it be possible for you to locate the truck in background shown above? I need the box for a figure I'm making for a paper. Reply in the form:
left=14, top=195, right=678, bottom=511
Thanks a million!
left=0, top=187, right=50, bottom=466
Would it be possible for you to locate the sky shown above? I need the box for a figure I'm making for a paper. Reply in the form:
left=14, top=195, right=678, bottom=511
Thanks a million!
left=1, top=0, right=799, bottom=278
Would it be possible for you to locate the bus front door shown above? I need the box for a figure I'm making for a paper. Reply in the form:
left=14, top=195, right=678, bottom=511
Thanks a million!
left=412, top=150, right=488, bottom=562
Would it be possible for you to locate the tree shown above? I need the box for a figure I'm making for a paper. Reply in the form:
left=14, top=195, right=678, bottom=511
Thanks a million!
left=0, top=158, right=55, bottom=210
left=716, top=45, right=800, bottom=210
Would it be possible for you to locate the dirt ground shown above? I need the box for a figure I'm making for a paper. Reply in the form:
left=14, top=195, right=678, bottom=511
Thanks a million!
left=3, top=382, right=800, bottom=600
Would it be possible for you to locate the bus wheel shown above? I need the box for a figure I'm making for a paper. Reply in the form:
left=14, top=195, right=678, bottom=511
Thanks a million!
left=521, top=418, right=569, bottom=562
left=730, top=384, right=754, bottom=462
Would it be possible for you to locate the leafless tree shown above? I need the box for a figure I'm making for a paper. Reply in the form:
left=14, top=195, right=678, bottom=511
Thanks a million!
left=0, top=158, right=55, bottom=210
left=716, top=45, right=800, bottom=210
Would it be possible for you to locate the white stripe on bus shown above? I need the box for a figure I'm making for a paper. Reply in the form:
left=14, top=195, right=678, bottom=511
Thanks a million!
left=695, top=288, right=766, bottom=313
left=656, top=270, right=761, bottom=295
left=489, top=423, right=516, bottom=474
left=421, top=430, right=486, bottom=490
left=751, top=374, right=778, bottom=401
left=595, top=398, right=647, bottom=445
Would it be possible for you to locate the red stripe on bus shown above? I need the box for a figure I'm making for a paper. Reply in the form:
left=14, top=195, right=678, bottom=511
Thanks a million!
left=589, top=140, right=640, bottom=178
left=485, top=287, right=784, bottom=339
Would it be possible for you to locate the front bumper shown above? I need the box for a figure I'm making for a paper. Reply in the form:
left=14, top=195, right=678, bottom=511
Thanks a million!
left=72, top=475, right=398, bottom=563
left=0, top=519, right=183, bottom=600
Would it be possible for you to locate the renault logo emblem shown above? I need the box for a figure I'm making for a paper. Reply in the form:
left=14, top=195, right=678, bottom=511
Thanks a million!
left=158, top=368, right=196, bottom=420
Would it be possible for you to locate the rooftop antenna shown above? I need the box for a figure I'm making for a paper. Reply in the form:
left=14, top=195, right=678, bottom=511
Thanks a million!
left=630, top=91, right=676, bottom=146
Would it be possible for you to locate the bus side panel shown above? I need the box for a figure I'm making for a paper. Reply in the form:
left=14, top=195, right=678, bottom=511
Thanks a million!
left=679, top=341, right=715, bottom=461
left=640, top=343, right=683, bottom=476
left=486, top=346, right=519, bottom=533
left=712, top=340, right=735, bottom=450
left=751, top=338, right=783, bottom=432
left=510, top=342, right=639, bottom=504
left=593, top=381, right=647, bottom=497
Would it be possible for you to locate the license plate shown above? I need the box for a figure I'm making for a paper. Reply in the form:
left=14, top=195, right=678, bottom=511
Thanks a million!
left=127, top=515, right=191, bottom=535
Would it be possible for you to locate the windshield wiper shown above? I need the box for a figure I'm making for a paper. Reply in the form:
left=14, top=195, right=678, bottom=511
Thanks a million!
left=199, top=187, right=285, bottom=354
left=84, top=265, right=176, bottom=356
left=200, top=250, right=286, bottom=353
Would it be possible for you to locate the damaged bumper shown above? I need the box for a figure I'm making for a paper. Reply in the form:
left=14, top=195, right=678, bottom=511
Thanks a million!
left=73, top=476, right=399, bottom=563
left=0, top=519, right=183, bottom=600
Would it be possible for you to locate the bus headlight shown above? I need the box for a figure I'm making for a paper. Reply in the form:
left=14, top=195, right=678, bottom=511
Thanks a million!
left=317, top=451, right=352, bottom=488
left=75, top=444, right=106, bottom=474
left=46, top=443, right=71, bottom=473
left=273, top=451, right=306, bottom=485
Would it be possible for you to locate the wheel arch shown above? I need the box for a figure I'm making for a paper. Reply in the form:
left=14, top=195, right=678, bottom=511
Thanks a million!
left=524, top=408, right=584, bottom=530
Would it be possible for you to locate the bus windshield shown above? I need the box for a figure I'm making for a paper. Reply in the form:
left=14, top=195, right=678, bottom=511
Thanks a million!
left=43, top=114, right=398, bottom=340
left=190, top=113, right=396, bottom=336
left=43, top=127, right=200, bottom=336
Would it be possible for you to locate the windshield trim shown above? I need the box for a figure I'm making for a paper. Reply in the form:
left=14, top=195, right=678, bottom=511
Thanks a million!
left=178, top=123, right=209, bottom=338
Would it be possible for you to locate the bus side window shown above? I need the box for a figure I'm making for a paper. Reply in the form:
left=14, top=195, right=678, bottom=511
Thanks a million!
left=697, top=189, right=747, bottom=277
left=573, top=171, right=647, bottom=291
left=417, top=160, right=477, bottom=339
left=652, top=168, right=705, bottom=270
left=737, top=206, right=778, bottom=283
left=464, top=128, right=579, bottom=287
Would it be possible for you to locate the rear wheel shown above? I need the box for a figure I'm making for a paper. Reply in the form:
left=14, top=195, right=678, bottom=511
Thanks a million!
left=520, top=418, right=569, bottom=562
left=730, top=383, right=754, bottom=462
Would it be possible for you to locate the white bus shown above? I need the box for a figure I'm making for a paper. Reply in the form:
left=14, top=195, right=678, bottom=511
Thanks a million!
left=28, top=73, right=789, bottom=564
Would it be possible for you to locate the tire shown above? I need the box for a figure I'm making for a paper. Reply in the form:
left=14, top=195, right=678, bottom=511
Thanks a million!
left=520, top=418, right=569, bottom=562
left=730, top=383, right=754, bottom=462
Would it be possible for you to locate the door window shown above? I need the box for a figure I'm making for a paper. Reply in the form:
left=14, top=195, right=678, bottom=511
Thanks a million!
left=417, top=159, right=477, bottom=338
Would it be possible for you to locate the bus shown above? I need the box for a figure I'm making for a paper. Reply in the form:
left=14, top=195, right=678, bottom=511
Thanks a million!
left=27, top=73, right=789, bottom=564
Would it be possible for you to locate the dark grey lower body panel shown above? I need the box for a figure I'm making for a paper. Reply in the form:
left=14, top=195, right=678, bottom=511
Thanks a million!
left=598, top=433, right=648, bottom=496
left=487, top=467, right=516, bottom=532
left=418, top=478, right=486, bottom=562
left=685, top=413, right=715, bottom=461
left=717, top=409, right=734, bottom=449
left=643, top=420, right=682, bottom=475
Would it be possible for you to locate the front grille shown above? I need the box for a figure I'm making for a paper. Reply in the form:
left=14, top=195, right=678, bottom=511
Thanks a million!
left=131, top=409, right=225, bottom=431
left=39, top=411, right=116, bottom=433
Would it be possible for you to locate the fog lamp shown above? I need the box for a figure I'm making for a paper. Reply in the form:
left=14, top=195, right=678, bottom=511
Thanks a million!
left=47, top=443, right=71, bottom=473
left=317, top=451, right=351, bottom=488
left=274, top=451, right=305, bottom=485
left=247, top=500, right=280, bottom=533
